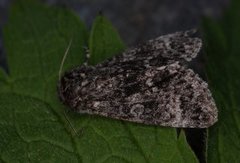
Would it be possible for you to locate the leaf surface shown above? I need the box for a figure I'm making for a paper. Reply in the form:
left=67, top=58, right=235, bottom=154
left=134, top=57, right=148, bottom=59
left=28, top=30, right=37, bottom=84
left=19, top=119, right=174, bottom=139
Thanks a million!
left=88, top=15, right=126, bottom=65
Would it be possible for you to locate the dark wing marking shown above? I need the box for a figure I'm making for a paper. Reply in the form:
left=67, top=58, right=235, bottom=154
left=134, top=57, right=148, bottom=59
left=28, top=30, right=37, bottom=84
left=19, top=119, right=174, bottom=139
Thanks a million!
left=59, top=62, right=217, bottom=128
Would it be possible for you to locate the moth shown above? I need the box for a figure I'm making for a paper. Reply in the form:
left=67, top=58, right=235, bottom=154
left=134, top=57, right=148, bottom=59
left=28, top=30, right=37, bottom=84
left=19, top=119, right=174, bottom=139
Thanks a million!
left=58, top=30, right=218, bottom=128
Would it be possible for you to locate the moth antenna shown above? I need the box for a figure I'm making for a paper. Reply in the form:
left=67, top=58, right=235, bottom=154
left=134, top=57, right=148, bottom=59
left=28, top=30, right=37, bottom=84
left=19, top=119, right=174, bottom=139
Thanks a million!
left=59, top=39, right=80, bottom=137
left=59, top=39, right=73, bottom=81
left=63, top=110, right=80, bottom=137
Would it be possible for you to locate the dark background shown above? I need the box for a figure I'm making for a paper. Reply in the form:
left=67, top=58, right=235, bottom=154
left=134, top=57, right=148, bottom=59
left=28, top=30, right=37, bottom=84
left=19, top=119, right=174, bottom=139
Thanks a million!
left=0, top=0, right=229, bottom=71
left=0, top=0, right=230, bottom=162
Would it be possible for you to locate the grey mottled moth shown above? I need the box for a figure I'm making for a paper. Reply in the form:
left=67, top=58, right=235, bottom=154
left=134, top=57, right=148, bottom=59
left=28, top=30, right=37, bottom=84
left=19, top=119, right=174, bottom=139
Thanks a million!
left=58, top=30, right=218, bottom=128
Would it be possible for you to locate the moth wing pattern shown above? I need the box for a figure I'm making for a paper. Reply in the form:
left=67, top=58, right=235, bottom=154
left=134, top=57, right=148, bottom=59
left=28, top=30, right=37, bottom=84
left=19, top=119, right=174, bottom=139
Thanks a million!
left=59, top=63, right=217, bottom=128
left=58, top=29, right=218, bottom=128
left=100, top=29, right=202, bottom=69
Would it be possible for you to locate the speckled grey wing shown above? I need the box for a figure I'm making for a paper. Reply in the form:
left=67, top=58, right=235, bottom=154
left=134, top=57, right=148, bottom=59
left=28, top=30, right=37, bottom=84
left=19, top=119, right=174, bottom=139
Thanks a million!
left=98, top=29, right=202, bottom=69
left=58, top=62, right=217, bottom=128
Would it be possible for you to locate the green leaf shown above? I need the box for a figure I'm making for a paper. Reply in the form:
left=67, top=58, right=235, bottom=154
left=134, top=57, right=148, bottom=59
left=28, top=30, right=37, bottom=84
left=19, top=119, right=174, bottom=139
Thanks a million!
left=3, top=0, right=88, bottom=100
left=0, top=68, right=10, bottom=93
left=202, top=0, right=240, bottom=162
left=0, top=0, right=198, bottom=162
left=0, top=93, right=79, bottom=162
left=88, top=15, right=126, bottom=65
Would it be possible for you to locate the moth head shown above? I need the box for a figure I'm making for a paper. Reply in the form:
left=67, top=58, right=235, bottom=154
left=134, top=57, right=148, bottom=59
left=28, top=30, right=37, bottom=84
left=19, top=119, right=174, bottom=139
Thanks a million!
left=58, top=66, right=94, bottom=110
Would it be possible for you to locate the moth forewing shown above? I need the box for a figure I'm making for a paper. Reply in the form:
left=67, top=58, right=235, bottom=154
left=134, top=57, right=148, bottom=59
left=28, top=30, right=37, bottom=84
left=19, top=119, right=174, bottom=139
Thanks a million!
left=58, top=30, right=218, bottom=128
